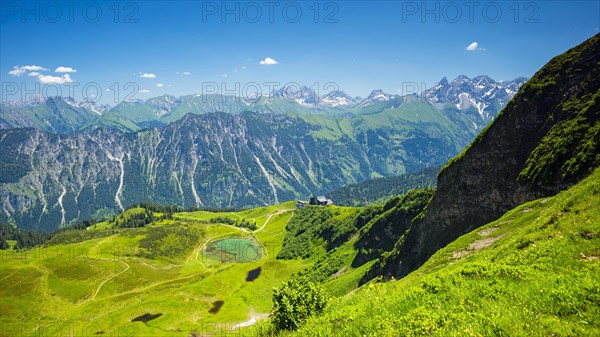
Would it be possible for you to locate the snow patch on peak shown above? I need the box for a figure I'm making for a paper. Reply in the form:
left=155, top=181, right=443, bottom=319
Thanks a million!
left=320, top=91, right=356, bottom=107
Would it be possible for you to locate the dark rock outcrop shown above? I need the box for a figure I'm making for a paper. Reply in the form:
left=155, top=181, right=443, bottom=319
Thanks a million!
left=378, top=34, right=600, bottom=280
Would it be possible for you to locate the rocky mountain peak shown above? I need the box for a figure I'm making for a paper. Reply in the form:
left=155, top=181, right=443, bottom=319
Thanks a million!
left=271, top=85, right=319, bottom=105
left=320, top=90, right=357, bottom=107
left=423, top=75, right=527, bottom=119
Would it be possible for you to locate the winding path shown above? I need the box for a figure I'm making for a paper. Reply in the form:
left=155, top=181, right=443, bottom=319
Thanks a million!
left=90, top=271, right=206, bottom=304
left=82, top=260, right=130, bottom=304
left=79, top=208, right=294, bottom=305
left=255, top=210, right=286, bottom=233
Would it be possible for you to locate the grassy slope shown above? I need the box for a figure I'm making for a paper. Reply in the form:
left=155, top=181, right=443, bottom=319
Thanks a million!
left=0, top=201, right=370, bottom=337
left=276, top=205, right=380, bottom=296
left=108, top=101, right=162, bottom=124
left=80, top=112, right=142, bottom=133
left=0, top=100, right=99, bottom=134
left=4, top=167, right=597, bottom=336
left=294, top=99, right=465, bottom=141
left=245, top=168, right=600, bottom=336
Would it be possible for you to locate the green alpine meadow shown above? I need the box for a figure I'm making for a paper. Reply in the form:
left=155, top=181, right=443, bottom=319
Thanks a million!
left=1, top=2, right=599, bottom=337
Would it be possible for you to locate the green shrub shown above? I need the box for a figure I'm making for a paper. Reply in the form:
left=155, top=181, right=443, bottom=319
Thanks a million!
left=271, top=278, right=329, bottom=331
left=210, top=216, right=236, bottom=226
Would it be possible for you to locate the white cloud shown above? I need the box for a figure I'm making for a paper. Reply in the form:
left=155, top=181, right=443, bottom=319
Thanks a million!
left=176, top=71, right=191, bottom=75
left=233, top=69, right=238, bottom=72
left=55, top=66, right=77, bottom=73
left=259, top=57, right=278, bottom=65
left=139, top=89, right=151, bottom=93
left=38, top=74, right=73, bottom=84
left=156, top=83, right=164, bottom=87
left=8, top=65, right=48, bottom=77
left=222, top=74, right=228, bottom=77
left=466, top=42, right=485, bottom=51
left=28, top=72, right=41, bottom=76
left=242, top=66, right=246, bottom=69
left=140, top=73, right=156, bottom=78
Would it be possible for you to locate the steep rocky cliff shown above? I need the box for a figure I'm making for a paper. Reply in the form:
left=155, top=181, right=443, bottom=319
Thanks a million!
left=375, top=34, right=600, bottom=280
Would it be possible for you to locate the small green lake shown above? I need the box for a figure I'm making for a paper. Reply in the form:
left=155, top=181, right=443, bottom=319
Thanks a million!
left=206, top=237, right=263, bottom=263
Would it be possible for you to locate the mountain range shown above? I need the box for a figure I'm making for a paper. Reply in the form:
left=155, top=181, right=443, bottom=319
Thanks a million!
left=1, top=75, right=525, bottom=133
left=0, top=76, right=526, bottom=231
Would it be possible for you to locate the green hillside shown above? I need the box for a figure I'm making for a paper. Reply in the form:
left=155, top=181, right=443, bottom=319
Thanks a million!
left=243, top=168, right=600, bottom=336
left=80, top=112, right=142, bottom=133
left=2, top=171, right=597, bottom=337
left=0, top=97, right=98, bottom=133
left=0, top=200, right=386, bottom=336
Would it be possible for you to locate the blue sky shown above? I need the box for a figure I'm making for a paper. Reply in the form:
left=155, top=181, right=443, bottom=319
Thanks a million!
left=1, top=0, right=598, bottom=104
